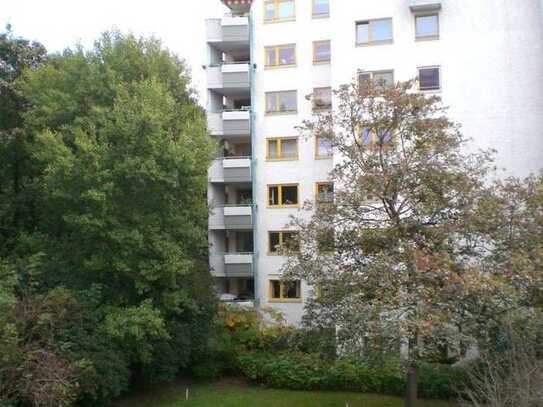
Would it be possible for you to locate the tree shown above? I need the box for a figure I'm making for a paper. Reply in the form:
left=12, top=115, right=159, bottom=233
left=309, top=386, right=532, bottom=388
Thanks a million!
left=0, top=31, right=217, bottom=404
left=282, top=80, right=513, bottom=406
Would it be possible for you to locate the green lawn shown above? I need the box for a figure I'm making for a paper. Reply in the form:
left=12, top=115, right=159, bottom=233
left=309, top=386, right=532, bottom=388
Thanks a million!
left=114, top=378, right=459, bottom=407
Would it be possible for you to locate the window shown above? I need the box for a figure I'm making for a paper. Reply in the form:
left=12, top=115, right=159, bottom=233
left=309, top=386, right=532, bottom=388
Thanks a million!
left=316, top=182, right=333, bottom=203
left=358, top=70, right=394, bottom=87
left=267, top=137, right=298, bottom=160
left=415, top=14, right=439, bottom=40
left=268, top=184, right=299, bottom=207
left=313, top=40, right=331, bottom=64
left=265, top=0, right=295, bottom=23
left=418, top=67, right=440, bottom=91
left=316, top=135, right=333, bottom=158
left=359, top=127, right=393, bottom=146
left=312, top=0, right=329, bottom=18
left=266, top=91, right=297, bottom=114
left=313, top=87, right=332, bottom=110
left=356, top=19, right=393, bottom=45
left=269, top=231, right=299, bottom=254
left=269, top=280, right=301, bottom=301
left=265, top=44, right=296, bottom=68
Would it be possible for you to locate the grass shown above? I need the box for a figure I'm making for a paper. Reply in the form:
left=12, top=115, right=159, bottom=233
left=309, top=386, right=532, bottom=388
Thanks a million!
left=114, top=378, right=459, bottom=407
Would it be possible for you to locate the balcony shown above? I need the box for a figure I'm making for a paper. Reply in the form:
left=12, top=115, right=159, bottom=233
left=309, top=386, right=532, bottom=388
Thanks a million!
left=206, top=62, right=250, bottom=96
left=209, top=157, right=251, bottom=183
left=206, top=17, right=249, bottom=50
left=207, top=109, right=251, bottom=137
left=209, top=204, right=253, bottom=230
left=210, top=253, right=253, bottom=277
left=409, top=0, right=441, bottom=12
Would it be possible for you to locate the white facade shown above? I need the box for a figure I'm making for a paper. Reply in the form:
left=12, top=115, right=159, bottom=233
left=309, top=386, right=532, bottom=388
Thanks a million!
left=206, top=0, right=543, bottom=325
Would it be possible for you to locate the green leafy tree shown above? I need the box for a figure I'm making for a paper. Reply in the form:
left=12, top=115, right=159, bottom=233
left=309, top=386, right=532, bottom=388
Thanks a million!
left=283, top=80, right=515, bottom=407
left=0, top=31, right=217, bottom=405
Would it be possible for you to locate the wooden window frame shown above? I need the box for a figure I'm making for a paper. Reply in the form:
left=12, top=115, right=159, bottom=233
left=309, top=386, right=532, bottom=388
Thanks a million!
left=268, top=231, right=300, bottom=255
left=265, top=90, right=298, bottom=115
left=267, top=183, right=300, bottom=208
left=358, top=70, right=395, bottom=87
left=268, top=279, right=302, bottom=302
left=313, top=40, right=331, bottom=65
left=265, top=44, right=297, bottom=69
left=415, top=13, right=440, bottom=41
left=315, top=182, right=334, bottom=204
left=266, top=137, right=299, bottom=161
left=315, top=135, right=333, bottom=159
left=418, top=66, right=441, bottom=92
left=264, top=0, right=296, bottom=24
left=312, top=0, right=329, bottom=18
left=356, top=126, right=394, bottom=149
left=355, top=18, right=394, bottom=46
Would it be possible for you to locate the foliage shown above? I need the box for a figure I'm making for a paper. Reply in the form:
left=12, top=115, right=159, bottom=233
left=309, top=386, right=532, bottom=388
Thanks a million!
left=0, top=29, right=216, bottom=406
left=237, top=351, right=467, bottom=400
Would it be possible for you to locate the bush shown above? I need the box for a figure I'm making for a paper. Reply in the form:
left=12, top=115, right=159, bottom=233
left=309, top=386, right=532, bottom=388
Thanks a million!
left=238, top=351, right=466, bottom=400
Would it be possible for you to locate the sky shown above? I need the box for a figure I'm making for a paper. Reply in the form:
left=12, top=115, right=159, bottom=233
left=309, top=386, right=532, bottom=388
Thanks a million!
left=1, top=0, right=229, bottom=105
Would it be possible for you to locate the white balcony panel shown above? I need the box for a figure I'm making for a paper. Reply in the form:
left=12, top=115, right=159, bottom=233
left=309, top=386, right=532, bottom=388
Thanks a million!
left=224, top=253, right=253, bottom=264
left=207, top=112, right=223, bottom=136
left=409, top=0, right=442, bottom=12
left=223, top=158, right=250, bottom=169
left=207, top=66, right=223, bottom=89
left=210, top=254, right=225, bottom=277
left=221, top=63, right=249, bottom=73
left=221, top=16, right=249, bottom=26
left=224, top=206, right=252, bottom=217
left=223, top=110, right=250, bottom=121
left=208, top=207, right=225, bottom=230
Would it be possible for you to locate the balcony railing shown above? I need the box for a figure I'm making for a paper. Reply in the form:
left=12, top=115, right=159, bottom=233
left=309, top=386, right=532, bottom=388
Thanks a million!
left=209, top=252, right=254, bottom=277
left=209, top=204, right=253, bottom=230
left=207, top=63, right=250, bottom=91
left=208, top=156, right=251, bottom=183
left=206, top=17, right=249, bottom=44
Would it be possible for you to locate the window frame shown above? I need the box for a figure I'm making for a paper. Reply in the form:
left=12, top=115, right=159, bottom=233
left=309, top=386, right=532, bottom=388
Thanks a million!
left=268, top=279, right=302, bottom=302
left=268, top=231, right=300, bottom=255
left=315, top=135, right=333, bottom=159
left=312, top=0, right=329, bottom=18
left=358, top=70, right=395, bottom=88
left=312, top=40, right=331, bottom=65
left=415, top=13, right=440, bottom=41
left=265, top=44, right=297, bottom=69
left=265, top=90, right=298, bottom=115
left=266, top=137, right=299, bottom=161
left=267, top=183, right=300, bottom=208
left=315, top=182, right=334, bottom=204
left=355, top=18, right=394, bottom=46
left=264, top=0, right=296, bottom=24
left=418, top=66, right=441, bottom=92
left=356, top=126, right=394, bottom=148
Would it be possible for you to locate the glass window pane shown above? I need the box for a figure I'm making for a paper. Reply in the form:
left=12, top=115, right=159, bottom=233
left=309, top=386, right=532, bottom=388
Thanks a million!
left=279, top=46, right=295, bottom=65
left=269, top=186, right=279, bottom=205
left=318, top=183, right=333, bottom=202
left=282, top=232, right=299, bottom=252
left=317, top=136, right=333, bottom=156
left=314, top=87, right=332, bottom=109
left=283, top=281, right=301, bottom=298
left=270, top=280, right=281, bottom=297
left=269, top=234, right=280, bottom=253
left=419, top=67, right=440, bottom=90
left=373, top=71, right=394, bottom=87
left=279, top=0, right=295, bottom=19
left=281, top=185, right=298, bottom=205
left=313, top=0, right=329, bottom=16
left=356, top=22, right=369, bottom=44
left=266, top=47, right=276, bottom=66
left=268, top=140, right=278, bottom=158
left=266, top=93, right=277, bottom=112
left=362, top=128, right=373, bottom=145
left=416, top=15, right=438, bottom=38
left=314, top=41, right=330, bottom=62
left=265, top=3, right=275, bottom=21
left=371, top=19, right=393, bottom=42
left=359, top=72, right=371, bottom=84
left=281, top=139, right=297, bottom=157
left=279, top=91, right=297, bottom=111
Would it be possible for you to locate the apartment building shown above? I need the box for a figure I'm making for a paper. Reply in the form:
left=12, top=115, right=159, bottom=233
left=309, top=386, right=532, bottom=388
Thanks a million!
left=205, top=0, right=543, bottom=324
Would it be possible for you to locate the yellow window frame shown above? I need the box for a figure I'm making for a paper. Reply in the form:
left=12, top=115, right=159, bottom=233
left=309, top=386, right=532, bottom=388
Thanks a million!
left=265, top=90, right=297, bottom=114
left=268, top=231, right=299, bottom=254
left=267, top=183, right=299, bottom=207
left=264, top=0, right=296, bottom=24
left=313, top=40, right=331, bottom=64
left=315, top=182, right=333, bottom=203
left=356, top=18, right=394, bottom=46
left=268, top=279, right=302, bottom=302
left=266, top=137, right=298, bottom=161
left=315, top=135, right=333, bottom=159
left=265, top=44, right=296, bottom=68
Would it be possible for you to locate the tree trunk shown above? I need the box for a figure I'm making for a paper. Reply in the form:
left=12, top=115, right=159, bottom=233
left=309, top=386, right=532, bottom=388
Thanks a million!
left=405, top=363, right=418, bottom=407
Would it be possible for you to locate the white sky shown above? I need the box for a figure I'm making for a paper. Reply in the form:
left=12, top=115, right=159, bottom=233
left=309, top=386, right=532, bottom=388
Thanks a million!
left=1, top=0, right=229, bottom=105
